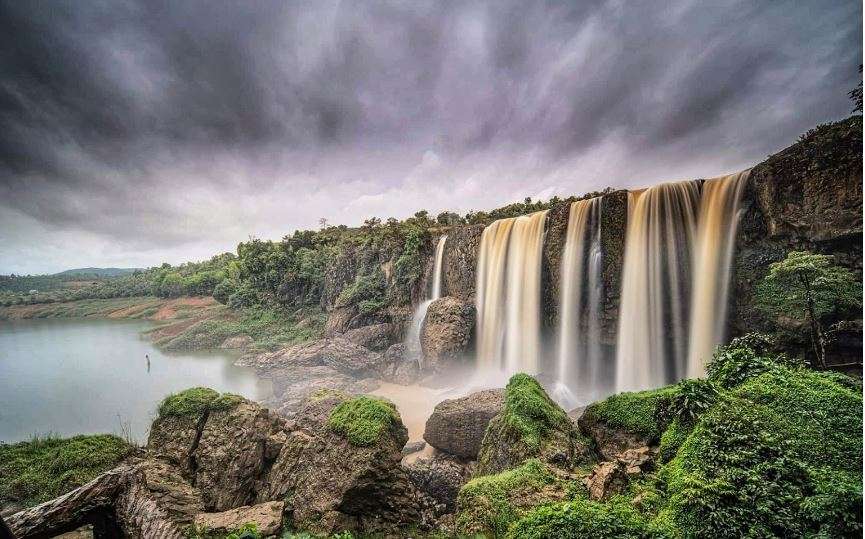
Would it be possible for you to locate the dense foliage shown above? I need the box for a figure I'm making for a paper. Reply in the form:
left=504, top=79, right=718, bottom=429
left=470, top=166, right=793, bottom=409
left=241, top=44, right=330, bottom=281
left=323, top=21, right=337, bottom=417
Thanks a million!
left=509, top=339, right=863, bottom=538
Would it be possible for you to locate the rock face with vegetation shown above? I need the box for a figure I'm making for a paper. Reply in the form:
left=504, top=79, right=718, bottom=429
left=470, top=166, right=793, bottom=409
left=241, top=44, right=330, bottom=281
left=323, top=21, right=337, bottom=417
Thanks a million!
left=733, top=115, right=863, bottom=364
left=476, top=374, right=593, bottom=476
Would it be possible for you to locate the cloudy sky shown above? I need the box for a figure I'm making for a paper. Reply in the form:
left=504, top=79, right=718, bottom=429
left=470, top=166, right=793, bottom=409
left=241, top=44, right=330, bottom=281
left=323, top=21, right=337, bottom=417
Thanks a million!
left=0, top=0, right=860, bottom=274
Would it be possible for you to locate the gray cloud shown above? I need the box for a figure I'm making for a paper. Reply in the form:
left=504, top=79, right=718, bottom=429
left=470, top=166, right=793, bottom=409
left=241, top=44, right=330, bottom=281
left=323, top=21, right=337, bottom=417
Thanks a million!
left=0, top=0, right=860, bottom=273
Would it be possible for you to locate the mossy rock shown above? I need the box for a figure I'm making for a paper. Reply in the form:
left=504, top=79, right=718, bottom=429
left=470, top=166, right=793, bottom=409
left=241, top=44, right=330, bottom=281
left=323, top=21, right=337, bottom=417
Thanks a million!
left=456, top=459, right=576, bottom=537
left=476, top=374, right=593, bottom=476
left=327, top=395, right=401, bottom=447
left=657, top=367, right=862, bottom=537
left=157, top=387, right=245, bottom=418
left=579, top=386, right=678, bottom=459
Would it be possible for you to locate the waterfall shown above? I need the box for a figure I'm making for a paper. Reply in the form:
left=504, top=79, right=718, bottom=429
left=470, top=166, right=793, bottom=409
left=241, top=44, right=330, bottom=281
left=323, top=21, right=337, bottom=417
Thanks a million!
left=615, top=172, right=749, bottom=392
left=615, top=181, right=700, bottom=392
left=685, top=170, right=750, bottom=377
left=554, top=197, right=604, bottom=405
left=406, top=235, right=448, bottom=367
left=476, top=210, right=549, bottom=375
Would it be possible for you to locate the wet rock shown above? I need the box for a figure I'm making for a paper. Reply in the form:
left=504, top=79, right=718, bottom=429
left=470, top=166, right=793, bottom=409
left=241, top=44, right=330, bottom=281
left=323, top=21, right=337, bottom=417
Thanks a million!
left=266, top=364, right=380, bottom=418
left=616, top=446, right=656, bottom=475
left=419, top=297, right=475, bottom=369
left=402, top=440, right=427, bottom=456
left=380, top=343, right=422, bottom=385
left=341, top=323, right=395, bottom=351
left=441, top=225, right=483, bottom=301
left=243, top=337, right=388, bottom=379
left=423, top=389, right=504, bottom=459
left=578, top=410, right=654, bottom=461
left=194, top=501, right=284, bottom=536
left=404, top=451, right=473, bottom=513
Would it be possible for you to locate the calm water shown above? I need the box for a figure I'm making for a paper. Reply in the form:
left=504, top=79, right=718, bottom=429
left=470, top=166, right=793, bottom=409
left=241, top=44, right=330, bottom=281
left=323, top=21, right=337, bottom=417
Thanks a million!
left=0, top=318, right=269, bottom=443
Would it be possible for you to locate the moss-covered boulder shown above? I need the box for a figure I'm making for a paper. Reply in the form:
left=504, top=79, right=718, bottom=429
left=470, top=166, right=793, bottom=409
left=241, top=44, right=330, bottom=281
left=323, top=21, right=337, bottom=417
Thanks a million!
left=476, top=374, right=593, bottom=476
left=456, top=459, right=576, bottom=537
left=327, top=395, right=403, bottom=446
left=506, top=497, right=651, bottom=539
left=578, top=386, right=678, bottom=460
left=658, top=367, right=863, bottom=537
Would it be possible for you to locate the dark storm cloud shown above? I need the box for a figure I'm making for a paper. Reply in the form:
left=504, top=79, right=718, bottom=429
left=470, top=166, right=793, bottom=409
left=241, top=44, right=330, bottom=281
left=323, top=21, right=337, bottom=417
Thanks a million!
left=0, top=0, right=860, bottom=273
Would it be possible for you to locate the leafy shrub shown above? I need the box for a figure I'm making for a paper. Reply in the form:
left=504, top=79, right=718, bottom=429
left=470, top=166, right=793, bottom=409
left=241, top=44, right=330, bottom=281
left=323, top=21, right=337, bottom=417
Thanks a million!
left=706, top=333, right=804, bottom=389
left=661, top=378, right=720, bottom=424
left=659, top=367, right=862, bottom=537
left=327, top=396, right=400, bottom=446
left=227, top=283, right=260, bottom=309
left=213, top=278, right=237, bottom=304
left=507, top=497, right=650, bottom=539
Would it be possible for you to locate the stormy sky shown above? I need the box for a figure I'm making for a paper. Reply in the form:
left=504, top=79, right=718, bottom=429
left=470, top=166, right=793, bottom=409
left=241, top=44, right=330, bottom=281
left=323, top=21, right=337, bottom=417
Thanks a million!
left=0, top=0, right=860, bottom=274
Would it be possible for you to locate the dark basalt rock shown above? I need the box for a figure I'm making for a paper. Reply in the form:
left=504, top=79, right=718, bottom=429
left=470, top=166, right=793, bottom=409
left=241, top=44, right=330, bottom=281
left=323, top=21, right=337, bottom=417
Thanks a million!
left=423, top=389, right=504, bottom=459
left=419, top=297, right=476, bottom=369
left=441, top=225, right=483, bottom=301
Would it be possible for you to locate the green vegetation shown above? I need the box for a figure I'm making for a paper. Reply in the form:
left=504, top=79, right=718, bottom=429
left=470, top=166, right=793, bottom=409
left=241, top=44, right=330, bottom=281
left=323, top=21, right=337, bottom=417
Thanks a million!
left=583, top=385, right=679, bottom=442
left=327, top=396, right=401, bottom=446
left=504, top=336, right=862, bottom=537
left=0, top=434, right=133, bottom=507
left=186, top=522, right=262, bottom=539
left=756, top=250, right=861, bottom=368
left=500, top=374, right=574, bottom=452
left=456, top=459, right=565, bottom=537
left=157, top=387, right=244, bottom=418
left=506, top=497, right=650, bottom=539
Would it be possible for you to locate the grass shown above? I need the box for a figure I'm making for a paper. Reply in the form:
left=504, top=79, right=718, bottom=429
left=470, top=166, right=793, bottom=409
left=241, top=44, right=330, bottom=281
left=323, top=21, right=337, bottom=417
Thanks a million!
left=327, top=396, right=401, bottom=446
left=158, top=387, right=244, bottom=418
left=0, top=434, right=134, bottom=507
left=506, top=496, right=650, bottom=539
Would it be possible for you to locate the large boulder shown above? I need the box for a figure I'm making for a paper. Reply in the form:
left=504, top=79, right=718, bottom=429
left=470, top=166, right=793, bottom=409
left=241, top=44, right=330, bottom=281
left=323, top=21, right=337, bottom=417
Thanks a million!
left=423, top=389, right=504, bottom=459
left=257, top=391, right=435, bottom=535
left=379, top=343, right=421, bottom=385
left=340, top=323, right=395, bottom=351
left=404, top=451, right=473, bottom=514
left=475, top=375, right=593, bottom=477
left=419, top=297, right=475, bottom=368
left=194, top=501, right=284, bottom=536
left=266, top=364, right=380, bottom=418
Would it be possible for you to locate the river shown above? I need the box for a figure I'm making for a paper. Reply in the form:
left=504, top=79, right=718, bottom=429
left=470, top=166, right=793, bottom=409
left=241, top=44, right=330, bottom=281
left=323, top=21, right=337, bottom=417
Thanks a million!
left=0, top=318, right=269, bottom=443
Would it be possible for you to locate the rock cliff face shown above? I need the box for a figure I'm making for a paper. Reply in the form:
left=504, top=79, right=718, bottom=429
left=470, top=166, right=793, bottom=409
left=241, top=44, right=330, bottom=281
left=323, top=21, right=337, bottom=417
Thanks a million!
left=731, top=116, right=863, bottom=363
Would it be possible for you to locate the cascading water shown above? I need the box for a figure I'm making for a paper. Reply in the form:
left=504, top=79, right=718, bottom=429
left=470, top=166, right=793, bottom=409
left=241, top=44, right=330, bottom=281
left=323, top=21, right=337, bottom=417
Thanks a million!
left=476, top=210, right=548, bottom=375
left=554, top=197, right=604, bottom=406
left=615, top=181, right=700, bottom=392
left=615, top=172, right=749, bottom=392
left=685, top=170, right=750, bottom=377
left=406, top=235, right=447, bottom=367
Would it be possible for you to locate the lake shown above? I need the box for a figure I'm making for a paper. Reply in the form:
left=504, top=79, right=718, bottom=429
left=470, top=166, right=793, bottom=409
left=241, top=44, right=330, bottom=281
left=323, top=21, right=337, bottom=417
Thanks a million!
left=0, top=318, right=269, bottom=444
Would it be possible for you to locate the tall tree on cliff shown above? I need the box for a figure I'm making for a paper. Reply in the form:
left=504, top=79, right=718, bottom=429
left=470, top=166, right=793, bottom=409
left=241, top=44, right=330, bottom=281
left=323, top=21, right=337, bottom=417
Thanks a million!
left=756, top=251, right=861, bottom=368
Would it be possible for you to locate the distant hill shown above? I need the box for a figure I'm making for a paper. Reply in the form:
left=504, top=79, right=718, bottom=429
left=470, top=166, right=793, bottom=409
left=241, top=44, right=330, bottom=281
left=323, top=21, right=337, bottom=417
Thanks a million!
left=52, top=267, right=142, bottom=278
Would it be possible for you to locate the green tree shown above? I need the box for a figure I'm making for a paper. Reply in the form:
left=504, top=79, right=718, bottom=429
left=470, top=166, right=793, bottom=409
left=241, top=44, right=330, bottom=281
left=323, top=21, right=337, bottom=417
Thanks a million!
left=756, top=251, right=861, bottom=368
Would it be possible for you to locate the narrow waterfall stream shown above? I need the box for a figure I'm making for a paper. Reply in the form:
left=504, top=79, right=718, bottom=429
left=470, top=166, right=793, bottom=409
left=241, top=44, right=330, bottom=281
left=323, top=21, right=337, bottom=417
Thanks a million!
left=476, top=210, right=549, bottom=375
left=554, top=197, right=604, bottom=406
left=685, top=170, right=750, bottom=377
left=406, top=235, right=448, bottom=367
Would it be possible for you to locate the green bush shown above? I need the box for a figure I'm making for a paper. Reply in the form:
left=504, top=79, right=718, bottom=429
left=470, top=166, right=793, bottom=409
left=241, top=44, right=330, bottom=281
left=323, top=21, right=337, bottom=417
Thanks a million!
left=327, top=396, right=400, bottom=446
left=213, top=278, right=237, bottom=304
left=706, top=333, right=804, bottom=389
left=227, top=283, right=260, bottom=309
left=0, top=434, right=133, bottom=507
left=661, top=378, right=720, bottom=424
left=507, top=497, right=650, bottom=539
left=659, top=367, right=862, bottom=537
